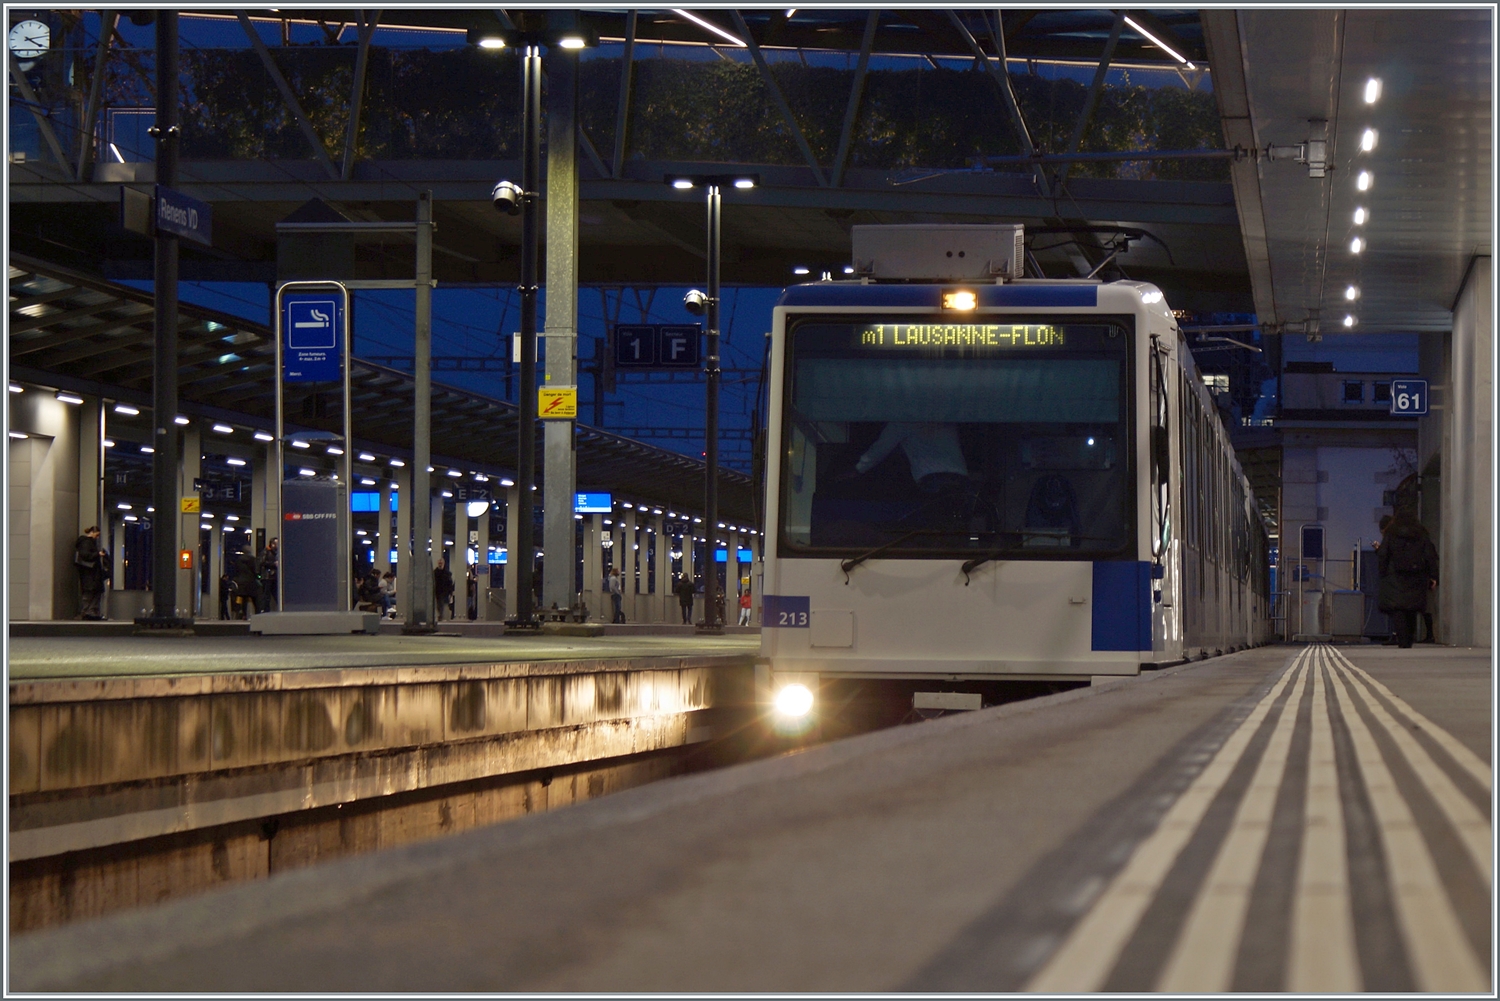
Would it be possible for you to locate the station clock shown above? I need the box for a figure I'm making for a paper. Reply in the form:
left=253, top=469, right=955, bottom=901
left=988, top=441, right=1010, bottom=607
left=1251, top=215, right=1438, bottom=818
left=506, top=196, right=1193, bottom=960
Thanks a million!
left=8, top=18, right=49, bottom=60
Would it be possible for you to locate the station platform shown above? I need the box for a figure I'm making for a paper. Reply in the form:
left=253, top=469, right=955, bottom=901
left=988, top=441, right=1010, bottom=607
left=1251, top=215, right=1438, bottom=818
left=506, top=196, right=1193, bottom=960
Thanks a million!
left=6, top=631, right=760, bottom=683
left=11, top=643, right=1490, bottom=993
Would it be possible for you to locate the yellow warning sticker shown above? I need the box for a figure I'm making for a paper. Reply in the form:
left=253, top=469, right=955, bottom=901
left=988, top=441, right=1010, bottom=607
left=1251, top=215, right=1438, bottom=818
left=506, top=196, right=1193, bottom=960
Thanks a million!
left=538, top=387, right=577, bottom=420
left=180, top=497, right=201, bottom=513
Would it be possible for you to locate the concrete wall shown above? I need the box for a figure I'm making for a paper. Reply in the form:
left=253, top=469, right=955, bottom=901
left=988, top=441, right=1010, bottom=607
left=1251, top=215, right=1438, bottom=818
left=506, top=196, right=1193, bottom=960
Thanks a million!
left=8, top=390, right=83, bottom=620
left=1439, top=257, right=1492, bottom=647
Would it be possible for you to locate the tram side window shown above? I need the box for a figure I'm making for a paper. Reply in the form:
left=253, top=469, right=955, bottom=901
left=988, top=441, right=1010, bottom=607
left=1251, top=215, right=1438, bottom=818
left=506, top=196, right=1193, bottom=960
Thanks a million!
left=780, top=319, right=1134, bottom=557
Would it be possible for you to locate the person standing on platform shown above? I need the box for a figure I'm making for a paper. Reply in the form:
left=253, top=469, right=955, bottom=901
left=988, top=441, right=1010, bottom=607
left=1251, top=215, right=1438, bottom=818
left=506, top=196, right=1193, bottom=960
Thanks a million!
left=74, top=526, right=105, bottom=620
left=1377, top=511, right=1439, bottom=648
left=259, top=538, right=280, bottom=611
left=231, top=548, right=262, bottom=618
left=737, top=586, right=753, bottom=626
left=675, top=574, right=696, bottom=625
left=607, top=566, right=625, bottom=623
left=434, top=557, right=455, bottom=621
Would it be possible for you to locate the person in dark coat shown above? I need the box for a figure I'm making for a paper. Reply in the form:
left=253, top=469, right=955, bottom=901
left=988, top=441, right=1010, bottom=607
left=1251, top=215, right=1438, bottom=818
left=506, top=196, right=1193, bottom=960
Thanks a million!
left=74, top=526, right=105, bottom=620
left=433, top=557, right=455, bottom=620
left=258, top=538, right=280, bottom=611
left=674, top=574, right=697, bottom=625
left=1377, top=512, right=1438, bottom=648
left=231, top=549, right=263, bottom=618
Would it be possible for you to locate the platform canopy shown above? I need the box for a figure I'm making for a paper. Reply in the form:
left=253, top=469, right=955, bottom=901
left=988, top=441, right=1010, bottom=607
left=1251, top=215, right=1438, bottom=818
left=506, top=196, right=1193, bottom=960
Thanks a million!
left=7, top=254, right=755, bottom=519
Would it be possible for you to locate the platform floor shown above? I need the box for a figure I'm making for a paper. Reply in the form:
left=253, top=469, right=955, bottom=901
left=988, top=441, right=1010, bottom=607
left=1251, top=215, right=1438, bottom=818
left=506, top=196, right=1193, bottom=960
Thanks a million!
left=5, top=633, right=762, bottom=682
left=11, top=643, right=1490, bottom=992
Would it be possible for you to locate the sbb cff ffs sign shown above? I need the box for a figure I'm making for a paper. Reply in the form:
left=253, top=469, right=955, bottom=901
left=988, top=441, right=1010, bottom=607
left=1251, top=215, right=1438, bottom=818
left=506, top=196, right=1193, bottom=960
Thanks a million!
left=614, top=324, right=701, bottom=369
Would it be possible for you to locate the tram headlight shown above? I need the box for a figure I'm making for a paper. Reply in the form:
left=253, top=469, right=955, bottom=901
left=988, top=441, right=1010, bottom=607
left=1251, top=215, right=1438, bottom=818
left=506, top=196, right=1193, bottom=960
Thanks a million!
left=774, top=683, right=814, bottom=718
left=941, top=289, right=978, bottom=311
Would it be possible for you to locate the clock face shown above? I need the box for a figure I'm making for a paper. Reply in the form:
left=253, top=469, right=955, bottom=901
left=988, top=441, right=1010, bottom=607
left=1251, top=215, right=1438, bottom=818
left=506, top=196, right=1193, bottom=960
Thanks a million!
left=8, top=19, right=49, bottom=60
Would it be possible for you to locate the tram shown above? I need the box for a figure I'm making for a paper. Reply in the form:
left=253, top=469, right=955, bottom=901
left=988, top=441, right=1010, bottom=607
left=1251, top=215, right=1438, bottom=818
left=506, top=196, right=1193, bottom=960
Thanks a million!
left=757, top=225, right=1272, bottom=725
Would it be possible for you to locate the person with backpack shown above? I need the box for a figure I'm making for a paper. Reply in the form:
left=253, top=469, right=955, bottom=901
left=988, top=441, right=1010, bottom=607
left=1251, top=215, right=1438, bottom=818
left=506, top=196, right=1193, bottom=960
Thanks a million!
left=1377, top=511, right=1439, bottom=648
left=433, top=557, right=456, bottom=621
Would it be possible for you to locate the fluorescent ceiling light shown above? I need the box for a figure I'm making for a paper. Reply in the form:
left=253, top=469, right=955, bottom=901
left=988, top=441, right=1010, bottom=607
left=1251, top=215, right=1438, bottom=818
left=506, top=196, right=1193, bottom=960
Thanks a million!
left=114, top=403, right=140, bottom=415
left=1343, top=315, right=1356, bottom=328
left=103, top=439, right=114, bottom=447
left=358, top=452, right=376, bottom=462
left=8, top=384, right=22, bottom=393
left=1345, top=285, right=1360, bottom=300
left=390, top=458, right=406, bottom=467
left=226, top=457, right=247, bottom=466
left=557, top=36, right=585, bottom=49
left=360, top=477, right=376, bottom=486
left=212, top=424, right=234, bottom=434
left=793, top=266, right=810, bottom=275
left=1122, top=15, right=1195, bottom=68
left=671, top=9, right=746, bottom=47
left=8, top=431, right=28, bottom=439
left=298, top=468, right=316, bottom=477
left=1360, top=128, right=1377, bottom=152
left=1350, top=236, right=1364, bottom=254
left=477, top=37, right=504, bottom=49
left=500, top=478, right=515, bottom=487
left=447, top=469, right=463, bottom=477
left=672, top=178, right=695, bottom=189
left=1364, top=78, right=1381, bottom=104
left=291, top=439, right=310, bottom=449
left=140, top=445, right=154, bottom=453
left=1356, top=170, right=1372, bottom=191
left=326, top=446, right=344, bottom=455
left=254, top=430, right=274, bottom=441
left=174, top=415, right=190, bottom=425
left=733, top=177, right=755, bottom=189
left=1353, top=206, right=1367, bottom=225
left=55, top=391, right=84, bottom=405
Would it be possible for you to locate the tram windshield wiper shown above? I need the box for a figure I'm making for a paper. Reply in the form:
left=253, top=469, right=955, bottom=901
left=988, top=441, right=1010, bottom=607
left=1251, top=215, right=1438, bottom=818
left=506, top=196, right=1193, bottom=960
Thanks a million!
left=840, top=529, right=926, bottom=580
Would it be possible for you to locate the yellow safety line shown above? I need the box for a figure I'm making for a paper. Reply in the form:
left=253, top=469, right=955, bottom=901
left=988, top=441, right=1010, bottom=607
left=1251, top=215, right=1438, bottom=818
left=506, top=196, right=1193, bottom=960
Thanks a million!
left=1155, top=658, right=1309, bottom=991
left=1325, top=658, right=1490, bottom=993
left=1331, top=651, right=1491, bottom=794
left=1287, top=646, right=1361, bottom=992
left=1024, top=647, right=1310, bottom=993
left=1327, top=646, right=1492, bottom=890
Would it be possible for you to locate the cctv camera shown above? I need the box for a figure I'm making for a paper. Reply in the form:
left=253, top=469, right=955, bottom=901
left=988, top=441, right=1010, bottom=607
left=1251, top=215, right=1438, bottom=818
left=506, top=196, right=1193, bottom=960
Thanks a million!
left=491, top=180, right=523, bottom=216
left=683, top=289, right=709, bottom=316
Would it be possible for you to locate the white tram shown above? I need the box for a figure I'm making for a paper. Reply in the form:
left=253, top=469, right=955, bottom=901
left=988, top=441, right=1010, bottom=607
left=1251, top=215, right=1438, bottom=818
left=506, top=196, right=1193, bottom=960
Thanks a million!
left=758, top=225, right=1272, bottom=724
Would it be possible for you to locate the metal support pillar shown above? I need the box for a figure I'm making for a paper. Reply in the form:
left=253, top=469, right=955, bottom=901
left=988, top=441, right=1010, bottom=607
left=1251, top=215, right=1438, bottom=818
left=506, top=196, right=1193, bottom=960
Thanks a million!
left=76, top=11, right=118, bottom=182
left=377, top=479, right=391, bottom=576
left=623, top=506, right=638, bottom=618
left=208, top=524, right=223, bottom=619
left=583, top=513, right=601, bottom=620
left=454, top=493, right=469, bottom=569
left=653, top=511, right=668, bottom=620
left=142, top=11, right=187, bottom=628
left=477, top=500, right=491, bottom=613
left=543, top=47, right=580, bottom=612
left=178, top=426, right=201, bottom=615
left=77, top=397, right=104, bottom=538
left=504, top=484, right=520, bottom=618
left=403, top=191, right=436, bottom=633
left=699, top=186, right=724, bottom=632
left=729, top=528, right=742, bottom=621
left=396, top=470, right=411, bottom=620
left=509, top=45, right=543, bottom=630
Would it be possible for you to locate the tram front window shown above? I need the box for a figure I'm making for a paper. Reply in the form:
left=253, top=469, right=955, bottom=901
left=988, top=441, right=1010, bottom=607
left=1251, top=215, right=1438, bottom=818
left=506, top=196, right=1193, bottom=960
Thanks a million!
left=781, top=318, right=1133, bottom=558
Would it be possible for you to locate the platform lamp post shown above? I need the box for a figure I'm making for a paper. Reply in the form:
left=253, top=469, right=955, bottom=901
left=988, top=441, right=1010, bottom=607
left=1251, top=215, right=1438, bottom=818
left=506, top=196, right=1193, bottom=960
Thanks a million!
left=665, top=172, right=759, bottom=633
left=470, top=17, right=596, bottom=631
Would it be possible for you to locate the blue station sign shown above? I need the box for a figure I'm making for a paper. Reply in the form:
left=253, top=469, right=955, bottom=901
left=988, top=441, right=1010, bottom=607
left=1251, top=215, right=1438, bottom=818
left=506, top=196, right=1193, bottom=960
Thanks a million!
left=614, top=324, right=702, bottom=369
left=1390, top=378, right=1429, bottom=416
left=154, top=184, right=213, bottom=247
left=281, top=290, right=346, bottom=383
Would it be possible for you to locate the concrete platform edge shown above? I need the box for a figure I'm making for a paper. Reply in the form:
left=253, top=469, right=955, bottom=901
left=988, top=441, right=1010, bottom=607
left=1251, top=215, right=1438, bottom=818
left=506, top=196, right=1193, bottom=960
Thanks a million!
left=8, top=644, right=1295, bottom=990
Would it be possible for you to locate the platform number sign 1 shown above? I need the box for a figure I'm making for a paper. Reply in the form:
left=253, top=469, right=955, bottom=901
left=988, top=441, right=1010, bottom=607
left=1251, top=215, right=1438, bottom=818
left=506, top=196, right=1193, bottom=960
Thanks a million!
left=1390, top=378, right=1428, bottom=416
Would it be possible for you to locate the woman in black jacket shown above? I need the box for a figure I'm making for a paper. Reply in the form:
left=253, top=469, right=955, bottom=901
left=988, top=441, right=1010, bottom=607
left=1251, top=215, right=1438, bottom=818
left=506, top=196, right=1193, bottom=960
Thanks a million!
left=1377, top=513, right=1439, bottom=648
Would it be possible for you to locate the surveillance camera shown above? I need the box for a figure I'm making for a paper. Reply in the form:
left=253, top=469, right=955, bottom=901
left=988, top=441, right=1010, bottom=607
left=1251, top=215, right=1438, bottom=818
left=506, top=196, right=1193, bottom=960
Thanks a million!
left=683, top=289, right=709, bottom=316
left=491, top=180, right=523, bottom=216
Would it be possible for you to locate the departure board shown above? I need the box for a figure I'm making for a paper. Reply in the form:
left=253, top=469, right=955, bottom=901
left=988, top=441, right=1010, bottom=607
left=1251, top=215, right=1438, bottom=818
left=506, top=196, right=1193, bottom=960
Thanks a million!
left=855, top=323, right=1066, bottom=349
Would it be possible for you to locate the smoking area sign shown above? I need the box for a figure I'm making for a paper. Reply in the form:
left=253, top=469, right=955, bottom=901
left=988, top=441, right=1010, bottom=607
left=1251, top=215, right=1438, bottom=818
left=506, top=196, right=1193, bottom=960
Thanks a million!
left=539, top=386, right=577, bottom=419
left=281, top=291, right=345, bottom=383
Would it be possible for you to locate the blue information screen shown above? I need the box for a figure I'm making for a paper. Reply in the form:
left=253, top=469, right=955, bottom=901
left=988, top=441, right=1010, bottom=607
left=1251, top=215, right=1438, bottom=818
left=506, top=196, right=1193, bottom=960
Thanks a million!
left=714, top=548, right=755, bottom=562
left=282, top=291, right=345, bottom=383
left=575, top=492, right=612, bottom=513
